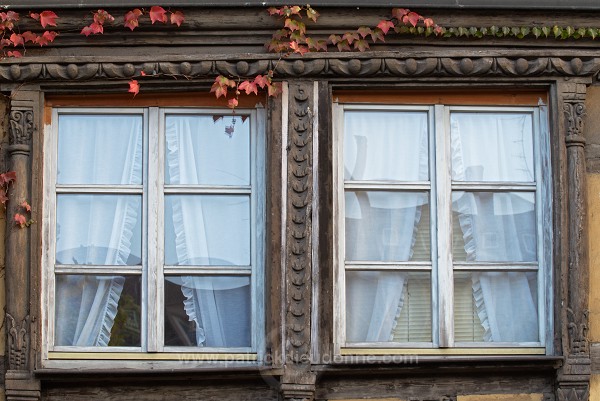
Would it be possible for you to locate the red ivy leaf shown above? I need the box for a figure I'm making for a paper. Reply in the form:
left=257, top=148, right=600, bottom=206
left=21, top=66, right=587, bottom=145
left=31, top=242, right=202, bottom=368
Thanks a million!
left=39, top=10, right=58, bottom=28
left=210, top=75, right=234, bottom=98
left=7, top=50, right=22, bottom=58
left=403, top=12, right=420, bottom=27
left=342, top=31, right=359, bottom=45
left=149, top=6, right=167, bottom=24
left=10, top=33, right=23, bottom=47
left=93, top=9, right=114, bottom=24
left=238, top=80, right=258, bottom=96
left=35, top=31, right=58, bottom=46
left=377, top=20, right=395, bottom=35
left=170, top=11, right=185, bottom=27
left=80, top=26, right=94, bottom=36
left=306, top=7, right=319, bottom=23
left=128, top=79, right=140, bottom=96
left=354, top=39, right=370, bottom=52
left=423, top=18, right=435, bottom=28
left=14, top=213, right=26, bottom=228
left=267, top=82, right=282, bottom=97
left=370, top=28, right=386, bottom=42
left=254, top=75, right=269, bottom=89
left=22, top=31, right=38, bottom=43
left=391, top=8, right=410, bottom=20
left=124, top=9, right=142, bottom=31
left=227, top=98, right=239, bottom=109
left=328, top=34, right=342, bottom=45
left=6, top=11, right=19, bottom=22
left=336, top=40, right=351, bottom=52
left=29, top=12, right=39, bottom=21
left=20, top=200, right=31, bottom=212
left=357, top=26, right=372, bottom=38
left=267, top=7, right=283, bottom=16
left=1, top=171, right=16, bottom=184
left=289, top=41, right=308, bottom=55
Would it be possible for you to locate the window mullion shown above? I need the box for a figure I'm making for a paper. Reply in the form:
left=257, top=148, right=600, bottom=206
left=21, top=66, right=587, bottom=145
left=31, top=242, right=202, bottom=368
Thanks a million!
left=435, top=105, right=454, bottom=348
left=147, top=107, right=162, bottom=352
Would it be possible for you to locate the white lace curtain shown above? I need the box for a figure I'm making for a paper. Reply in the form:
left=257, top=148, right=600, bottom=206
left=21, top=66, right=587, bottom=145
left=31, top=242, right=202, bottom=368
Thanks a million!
left=55, top=115, right=143, bottom=346
left=451, top=113, right=538, bottom=342
left=345, top=111, right=428, bottom=342
left=345, top=110, right=539, bottom=343
left=165, top=115, right=251, bottom=348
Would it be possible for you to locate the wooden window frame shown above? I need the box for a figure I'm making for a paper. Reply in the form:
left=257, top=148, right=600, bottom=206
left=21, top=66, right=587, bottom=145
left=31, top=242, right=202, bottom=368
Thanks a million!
left=41, top=104, right=266, bottom=367
left=332, top=95, right=553, bottom=356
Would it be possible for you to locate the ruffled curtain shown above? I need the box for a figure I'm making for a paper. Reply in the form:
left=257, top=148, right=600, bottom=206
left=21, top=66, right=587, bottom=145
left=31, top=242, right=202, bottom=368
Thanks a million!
left=451, top=113, right=539, bottom=342
left=55, top=115, right=142, bottom=346
left=344, top=111, right=429, bottom=342
left=165, top=115, right=251, bottom=347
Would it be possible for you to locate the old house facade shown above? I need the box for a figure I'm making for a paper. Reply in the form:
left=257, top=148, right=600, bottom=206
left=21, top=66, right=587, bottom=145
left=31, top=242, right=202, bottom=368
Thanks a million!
left=1, top=1, right=600, bottom=400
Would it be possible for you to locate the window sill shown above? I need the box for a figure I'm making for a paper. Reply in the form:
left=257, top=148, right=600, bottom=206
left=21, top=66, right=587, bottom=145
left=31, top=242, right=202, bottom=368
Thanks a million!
left=340, top=347, right=546, bottom=356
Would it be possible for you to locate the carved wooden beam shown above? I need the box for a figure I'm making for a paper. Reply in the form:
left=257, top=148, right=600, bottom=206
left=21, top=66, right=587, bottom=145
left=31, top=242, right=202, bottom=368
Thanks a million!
left=4, top=91, right=40, bottom=401
left=280, top=81, right=316, bottom=401
left=557, top=80, right=591, bottom=401
left=0, top=57, right=599, bottom=83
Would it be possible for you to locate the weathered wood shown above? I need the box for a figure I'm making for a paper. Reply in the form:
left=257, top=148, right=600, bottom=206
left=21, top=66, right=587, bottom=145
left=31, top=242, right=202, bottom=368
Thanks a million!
left=281, top=81, right=316, bottom=400
left=4, top=90, right=41, bottom=400
left=556, top=79, right=591, bottom=401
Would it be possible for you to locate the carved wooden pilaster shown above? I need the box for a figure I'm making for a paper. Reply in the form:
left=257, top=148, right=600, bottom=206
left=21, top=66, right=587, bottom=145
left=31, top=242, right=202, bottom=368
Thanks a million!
left=4, top=91, right=40, bottom=401
left=280, top=81, right=316, bottom=401
left=557, top=80, right=590, bottom=401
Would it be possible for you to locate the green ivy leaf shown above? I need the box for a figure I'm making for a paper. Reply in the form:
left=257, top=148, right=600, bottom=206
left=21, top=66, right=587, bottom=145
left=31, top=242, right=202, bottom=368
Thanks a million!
left=532, top=27, right=542, bottom=38
left=588, top=28, right=598, bottom=39
left=577, top=27, right=587, bottom=37
left=553, top=25, right=562, bottom=38
left=458, top=26, right=468, bottom=36
left=479, top=27, right=489, bottom=36
left=502, top=26, right=511, bottom=36
left=489, top=25, right=498, bottom=36
left=425, top=26, right=434, bottom=37
left=511, top=26, right=520, bottom=36
left=541, top=26, right=551, bottom=37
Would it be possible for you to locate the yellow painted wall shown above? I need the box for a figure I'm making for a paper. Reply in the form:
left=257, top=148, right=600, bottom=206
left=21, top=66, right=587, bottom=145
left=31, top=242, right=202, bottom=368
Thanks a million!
left=588, top=86, right=600, bottom=401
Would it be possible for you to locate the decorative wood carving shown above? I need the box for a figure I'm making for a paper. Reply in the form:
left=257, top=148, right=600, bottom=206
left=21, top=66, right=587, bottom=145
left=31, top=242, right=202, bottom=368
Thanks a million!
left=6, top=313, right=29, bottom=371
left=557, top=82, right=590, bottom=401
left=5, top=97, right=40, bottom=401
left=281, top=82, right=315, bottom=401
left=2, top=57, right=600, bottom=83
left=9, top=110, right=33, bottom=147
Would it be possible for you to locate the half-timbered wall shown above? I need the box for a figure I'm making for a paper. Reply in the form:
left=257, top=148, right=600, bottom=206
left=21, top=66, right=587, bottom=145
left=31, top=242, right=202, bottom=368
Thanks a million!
left=0, top=6, right=599, bottom=401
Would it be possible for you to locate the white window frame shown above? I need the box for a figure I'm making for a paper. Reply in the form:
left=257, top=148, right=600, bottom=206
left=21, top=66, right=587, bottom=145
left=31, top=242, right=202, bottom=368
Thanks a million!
left=333, top=101, right=552, bottom=356
left=41, top=106, right=266, bottom=366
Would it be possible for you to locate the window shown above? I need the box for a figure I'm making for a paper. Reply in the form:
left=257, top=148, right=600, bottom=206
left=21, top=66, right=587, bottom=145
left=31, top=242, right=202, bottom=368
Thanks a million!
left=43, top=105, right=265, bottom=360
left=334, top=95, right=551, bottom=354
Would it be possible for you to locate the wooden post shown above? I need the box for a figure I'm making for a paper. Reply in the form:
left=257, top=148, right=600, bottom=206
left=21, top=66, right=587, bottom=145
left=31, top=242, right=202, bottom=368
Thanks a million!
left=4, top=90, right=40, bottom=401
left=280, top=81, right=317, bottom=401
left=556, top=79, right=591, bottom=401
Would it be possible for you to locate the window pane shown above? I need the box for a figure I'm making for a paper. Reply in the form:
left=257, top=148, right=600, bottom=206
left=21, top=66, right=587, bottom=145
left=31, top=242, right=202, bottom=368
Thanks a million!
left=450, top=112, right=534, bottom=182
left=55, top=275, right=141, bottom=347
left=57, top=114, right=143, bottom=185
left=164, top=275, right=251, bottom=347
left=165, top=114, right=250, bottom=186
left=56, top=195, right=142, bottom=265
left=164, top=195, right=250, bottom=266
left=345, top=191, right=430, bottom=262
left=452, top=192, right=536, bottom=262
left=344, top=111, right=429, bottom=181
left=346, top=271, right=431, bottom=343
left=454, top=272, right=539, bottom=343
